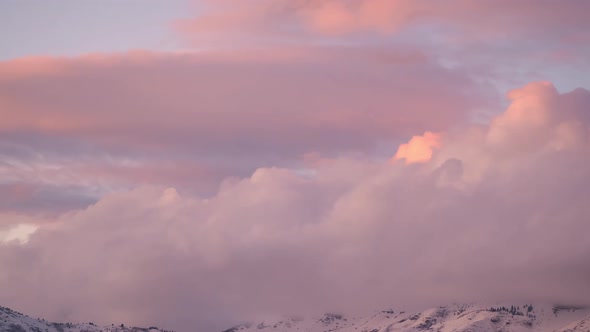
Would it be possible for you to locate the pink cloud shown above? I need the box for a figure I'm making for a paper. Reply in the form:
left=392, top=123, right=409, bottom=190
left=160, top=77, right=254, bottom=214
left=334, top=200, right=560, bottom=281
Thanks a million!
left=1, top=81, right=590, bottom=331
left=0, top=49, right=484, bottom=151
left=176, top=0, right=590, bottom=41
left=296, top=0, right=428, bottom=35
left=173, top=0, right=590, bottom=94
left=393, top=131, right=442, bottom=164
left=0, top=47, right=490, bottom=224
left=485, top=81, right=590, bottom=154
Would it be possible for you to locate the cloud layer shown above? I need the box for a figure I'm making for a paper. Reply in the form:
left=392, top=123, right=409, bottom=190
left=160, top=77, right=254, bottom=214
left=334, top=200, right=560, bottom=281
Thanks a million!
left=1, top=82, right=590, bottom=331
left=0, top=47, right=490, bottom=217
left=177, top=0, right=590, bottom=43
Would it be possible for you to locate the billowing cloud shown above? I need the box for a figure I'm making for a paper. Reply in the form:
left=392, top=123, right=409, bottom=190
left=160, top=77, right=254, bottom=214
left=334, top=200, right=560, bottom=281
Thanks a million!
left=393, top=131, right=442, bottom=164
left=1, top=82, right=589, bottom=331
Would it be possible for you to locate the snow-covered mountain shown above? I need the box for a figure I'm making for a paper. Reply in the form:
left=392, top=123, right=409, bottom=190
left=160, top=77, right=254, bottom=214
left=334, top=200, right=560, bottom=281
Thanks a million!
left=222, top=303, right=590, bottom=332
left=0, top=305, right=173, bottom=332
left=3, top=303, right=589, bottom=332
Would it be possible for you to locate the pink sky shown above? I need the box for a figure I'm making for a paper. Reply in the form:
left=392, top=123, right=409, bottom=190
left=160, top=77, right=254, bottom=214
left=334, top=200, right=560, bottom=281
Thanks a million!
left=1, top=1, right=590, bottom=331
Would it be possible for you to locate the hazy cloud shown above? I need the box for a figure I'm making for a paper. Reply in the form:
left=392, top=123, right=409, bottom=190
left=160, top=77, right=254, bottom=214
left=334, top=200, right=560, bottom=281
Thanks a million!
left=1, top=82, right=589, bottom=331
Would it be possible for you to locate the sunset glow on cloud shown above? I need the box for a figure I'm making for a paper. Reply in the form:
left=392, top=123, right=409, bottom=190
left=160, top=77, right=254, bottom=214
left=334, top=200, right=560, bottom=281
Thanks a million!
left=393, top=131, right=442, bottom=164
left=1, top=1, right=590, bottom=332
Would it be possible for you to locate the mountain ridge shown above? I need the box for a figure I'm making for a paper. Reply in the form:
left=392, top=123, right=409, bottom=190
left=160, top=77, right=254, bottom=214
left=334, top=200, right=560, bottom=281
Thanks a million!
left=2, top=303, right=589, bottom=332
left=0, top=305, right=173, bottom=332
left=222, top=303, right=590, bottom=332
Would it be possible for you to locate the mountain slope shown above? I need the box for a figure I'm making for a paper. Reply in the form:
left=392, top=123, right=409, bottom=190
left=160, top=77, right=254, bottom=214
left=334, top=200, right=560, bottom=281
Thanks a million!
left=223, top=304, right=590, bottom=332
left=0, top=306, right=172, bottom=332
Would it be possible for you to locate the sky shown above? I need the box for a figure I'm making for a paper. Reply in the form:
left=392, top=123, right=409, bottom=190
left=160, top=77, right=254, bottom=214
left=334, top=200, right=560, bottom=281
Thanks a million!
left=1, top=1, right=590, bottom=331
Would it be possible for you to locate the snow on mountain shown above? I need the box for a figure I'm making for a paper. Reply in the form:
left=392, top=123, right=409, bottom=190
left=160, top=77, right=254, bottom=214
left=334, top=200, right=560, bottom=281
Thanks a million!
left=3, top=302, right=589, bottom=332
left=0, top=305, right=173, bottom=332
left=222, top=303, right=590, bottom=332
